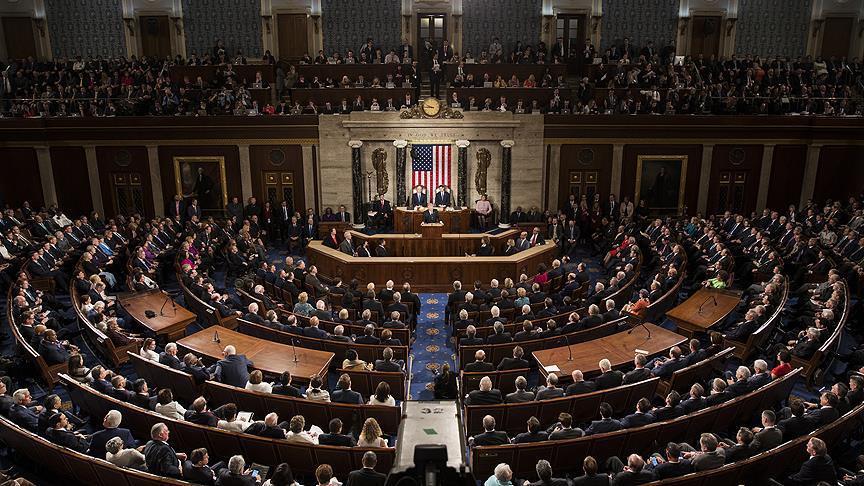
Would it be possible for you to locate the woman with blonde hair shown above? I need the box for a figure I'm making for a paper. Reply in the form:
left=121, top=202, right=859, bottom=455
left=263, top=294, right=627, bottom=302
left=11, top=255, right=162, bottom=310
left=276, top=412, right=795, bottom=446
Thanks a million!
left=293, top=292, right=314, bottom=316
left=357, top=417, right=388, bottom=447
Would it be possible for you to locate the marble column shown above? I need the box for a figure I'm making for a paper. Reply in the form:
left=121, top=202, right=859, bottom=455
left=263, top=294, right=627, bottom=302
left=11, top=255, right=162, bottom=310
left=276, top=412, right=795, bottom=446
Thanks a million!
left=348, top=140, right=364, bottom=226
left=145, top=145, right=164, bottom=217
left=499, top=140, right=515, bottom=227
left=455, top=139, right=470, bottom=207
left=610, top=143, right=624, bottom=197
left=393, top=140, right=408, bottom=206
left=756, top=144, right=775, bottom=212
left=696, top=144, right=714, bottom=215
left=35, top=147, right=57, bottom=207
left=801, top=144, right=822, bottom=208
left=84, top=145, right=105, bottom=215
left=238, top=144, right=253, bottom=202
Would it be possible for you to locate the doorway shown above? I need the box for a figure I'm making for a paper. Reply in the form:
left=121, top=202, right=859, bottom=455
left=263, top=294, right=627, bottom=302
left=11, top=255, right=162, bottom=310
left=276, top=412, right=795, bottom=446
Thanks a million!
left=417, top=13, right=447, bottom=68
left=820, top=17, right=853, bottom=59
left=2, top=17, right=37, bottom=59
left=690, top=16, right=722, bottom=57
left=277, top=14, right=308, bottom=60
left=139, top=16, right=171, bottom=59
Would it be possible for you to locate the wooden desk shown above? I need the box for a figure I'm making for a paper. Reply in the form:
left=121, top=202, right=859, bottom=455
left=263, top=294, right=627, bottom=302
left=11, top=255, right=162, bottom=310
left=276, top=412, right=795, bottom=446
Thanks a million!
left=394, top=207, right=470, bottom=233
left=317, top=221, right=353, bottom=239
left=420, top=223, right=444, bottom=238
left=533, top=324, right=686, bottom=380
left=665, top=288, right=741, bottom=337
left=120, top=291, right=197, bottom=342
left=308, top=239, right=557, bottom=292
left=178, top=326, right=334, bottom=382
left=349, top=229, right=519, bottom=257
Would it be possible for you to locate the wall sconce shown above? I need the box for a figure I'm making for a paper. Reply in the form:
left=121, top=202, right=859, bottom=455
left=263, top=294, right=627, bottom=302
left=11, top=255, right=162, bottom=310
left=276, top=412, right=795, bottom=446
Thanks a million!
left=591, top=15, right=602, bottom=34
left=679, top=17, right=690, bottom=35
left=310, top=14, right=320, bottom=34
left=170, top=17, right=182, bottom=35
left=32, top=18, right=45, bottom=37
left=261, top=15, right=272, bottom=35
left=812, top=19, right=824, bottom=38
left=543, top=14, right=554, bottom=34
left=123, top=18, right=135, bottom=36
left=725, top=18, right=737, bottom=37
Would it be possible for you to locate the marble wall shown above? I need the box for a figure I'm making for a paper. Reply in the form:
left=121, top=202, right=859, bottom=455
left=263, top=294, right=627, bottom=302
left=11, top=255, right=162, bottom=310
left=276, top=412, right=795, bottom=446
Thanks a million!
left=317, top=112, right=544, bottom=220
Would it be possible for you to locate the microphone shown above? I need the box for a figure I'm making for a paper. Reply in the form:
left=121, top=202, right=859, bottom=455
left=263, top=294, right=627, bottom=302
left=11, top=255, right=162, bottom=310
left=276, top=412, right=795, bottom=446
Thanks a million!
left=213, top=329, right=220, bottom=344
left=291, top=338, right=299, bottom=363
left=712, top=295, right=718, bottom=307
left=159, top=293, right=173, bottom=317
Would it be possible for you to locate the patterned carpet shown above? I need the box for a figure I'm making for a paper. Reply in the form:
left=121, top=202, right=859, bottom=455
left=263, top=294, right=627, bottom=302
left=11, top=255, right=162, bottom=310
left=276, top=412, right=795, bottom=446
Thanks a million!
left=409, top=293, right=454, bottom=400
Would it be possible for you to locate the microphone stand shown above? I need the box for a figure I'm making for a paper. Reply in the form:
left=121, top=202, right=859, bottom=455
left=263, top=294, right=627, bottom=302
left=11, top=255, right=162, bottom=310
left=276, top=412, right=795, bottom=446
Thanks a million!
left=159, top=293, right=173, bottom=317
left=696, top=295, right=713, bottom=316
left=291, top=338, right=299, bottom=363
left=213, top=328, right=220, bottom=343
left=625, top=312, right=652, bottom=339
left=567, top=342, right=573, bottom=361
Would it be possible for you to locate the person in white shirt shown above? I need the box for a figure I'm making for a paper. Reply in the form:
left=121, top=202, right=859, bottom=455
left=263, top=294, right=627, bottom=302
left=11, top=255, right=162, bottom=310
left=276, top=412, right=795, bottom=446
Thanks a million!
left=154, top=389, right=187, bottom=420
left=139, top=338, right=159, bottom=361
left=217, top=403, right=252, bottom=433
left=105, top=436, right=146, bottom=469
left=285, top=415, right=318, bottom=444
left=368, top=382, right=396, bottom=406
left=245, top=370, right=273, bottom=394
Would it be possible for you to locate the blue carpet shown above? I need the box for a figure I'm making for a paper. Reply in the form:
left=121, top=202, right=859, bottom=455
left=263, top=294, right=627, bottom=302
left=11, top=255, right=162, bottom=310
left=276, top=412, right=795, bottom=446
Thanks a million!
left=409, top=293, right=453, bottom=400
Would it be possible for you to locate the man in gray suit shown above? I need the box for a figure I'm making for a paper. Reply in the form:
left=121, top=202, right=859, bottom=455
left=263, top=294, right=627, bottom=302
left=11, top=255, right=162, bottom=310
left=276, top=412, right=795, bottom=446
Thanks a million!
left=547, top=412, right=584, bottom=440
left=681, top=433, right=726, bottom=471
left=535, top=373, right=565, bottom=401
left=749, top=410, right=783, bottom=454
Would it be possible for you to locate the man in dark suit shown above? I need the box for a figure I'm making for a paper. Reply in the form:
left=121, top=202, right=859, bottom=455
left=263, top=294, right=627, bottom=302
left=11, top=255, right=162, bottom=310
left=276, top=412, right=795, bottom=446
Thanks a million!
left=87, top=410, right=138, bottom=458
left=650, top=346, right=686, bottom=379
left=421, top=203, right=440, bottom=223
left=318, top=418, right=357, bottom=447
left=724, top=309, right=760, bottom=342
left=185, top=198, right=203, bottom=220
left=594, top=359, right=624, bottom=390
left=787, top=437, right=836, bottom=485
left=167, top=195, right=186, bottom=221
left=749, top=410, right=783, bottom=455
left=608, top=454, right=655, bottom=485
left=621, top=398, right=656, bottom=428
left=466, top=377, right=503, bottom=405
left=565, top=370, right=597, bottom=396
left=584, top=402, right=623, bottom=435
left=272, top=371, right=303, bottom=398
left=778, top=399, right=812, bottom=440
left=374, top=347, right=404, bottom=372
left=346, top=451, right=387, bottom=486
left=472, top=415, right=510, bottom=446
left=547, top=413, right=584, bottom=440
left=498, top=346, right=530, bottom=371
left=803, top=391, right=840, bottom=426
left=302, top=317, right=329, bottom=339
left=208, top=346, right=253, bottom=388
left=411, top=186, right=428, bottom=208
left=144, top=423, right=184, bottom=478
left=159, top=343, right=184, bottom=370
left=623, top=354, right=652, bottom=384
left=535, top=373, right=565, bottom=401
left=652, top=443, right=693, bottom=480
left=182, top=448, right=218, bottom=484
left=433, top=186, right=451, bottom=207
left=465, top=350, right=495, bottom=372
left=331, top=374, right=363, bottom=404
left=486, top=322, right=513, bottom=344
left=505, top=376, right=535, bottom=403
left=44, top=413, right=89, bottom=453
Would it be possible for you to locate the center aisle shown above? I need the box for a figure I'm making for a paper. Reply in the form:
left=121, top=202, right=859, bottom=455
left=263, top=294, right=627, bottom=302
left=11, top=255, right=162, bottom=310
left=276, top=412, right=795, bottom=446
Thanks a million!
left=409, top=293, right=455, bottom=400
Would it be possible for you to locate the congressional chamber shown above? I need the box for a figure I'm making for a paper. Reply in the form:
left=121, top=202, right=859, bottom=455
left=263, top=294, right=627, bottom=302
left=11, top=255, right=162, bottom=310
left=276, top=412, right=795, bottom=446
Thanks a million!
left=0, top=1, right=863, bottom=485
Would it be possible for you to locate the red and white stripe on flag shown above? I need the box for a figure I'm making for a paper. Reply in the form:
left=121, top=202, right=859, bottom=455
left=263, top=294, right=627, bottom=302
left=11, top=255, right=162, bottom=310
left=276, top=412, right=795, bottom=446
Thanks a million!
left=411, top=144, right=451, bottom=188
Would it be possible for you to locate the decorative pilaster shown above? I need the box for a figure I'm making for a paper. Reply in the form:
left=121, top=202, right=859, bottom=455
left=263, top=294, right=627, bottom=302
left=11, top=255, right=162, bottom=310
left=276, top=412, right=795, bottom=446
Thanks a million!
left=696, top=144, right=714, bottom=216
left=84, top=145, right=105, bottom=215
left=393, top=140, right=408, bottom=206
left=455, top=140, right=470, bottom=207
left=756, top=144, right=775, bottom=212
left=499, top=140, right=514, bottom=227
left=348, top=140, right=365, bottom=226
left=801, top=144, right=822, bottom=208
left=35, top=147, right=57, bottom=207
left=238, top=144, right=253, bottom=203
left=145, top=145, right=164, bottom=217
left=611, top=143, right=624, bottom=198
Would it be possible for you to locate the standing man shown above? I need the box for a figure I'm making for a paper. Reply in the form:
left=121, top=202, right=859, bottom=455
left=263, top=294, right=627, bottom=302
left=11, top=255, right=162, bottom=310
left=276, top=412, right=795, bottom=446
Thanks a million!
left=434, top=186, right=451, bottom=207
left=422, top=203, right=440, bottom=224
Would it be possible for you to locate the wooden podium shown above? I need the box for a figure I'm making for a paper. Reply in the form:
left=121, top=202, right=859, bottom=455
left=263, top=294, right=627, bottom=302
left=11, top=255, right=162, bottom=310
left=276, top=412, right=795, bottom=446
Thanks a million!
left=665, top=288, right=741, bottom=337
left=420, top=222, right=445, bottom=238
left=394, top=207, right=469, bottom=233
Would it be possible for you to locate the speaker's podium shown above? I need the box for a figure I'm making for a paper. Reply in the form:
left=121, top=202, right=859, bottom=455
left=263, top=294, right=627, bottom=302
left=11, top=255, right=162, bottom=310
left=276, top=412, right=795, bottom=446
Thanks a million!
left=420, top=222, right=445, bottom=239
left=388, top=400, right=471, bottom=486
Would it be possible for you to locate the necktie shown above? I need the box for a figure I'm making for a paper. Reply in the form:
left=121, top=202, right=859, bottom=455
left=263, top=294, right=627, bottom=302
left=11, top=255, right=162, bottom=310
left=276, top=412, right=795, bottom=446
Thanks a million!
left=531, top=235, right=537, bottom=246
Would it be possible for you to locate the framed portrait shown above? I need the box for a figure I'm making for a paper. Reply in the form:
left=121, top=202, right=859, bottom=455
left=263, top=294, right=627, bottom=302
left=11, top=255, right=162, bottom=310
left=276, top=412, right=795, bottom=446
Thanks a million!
left=173, top=156, right=228, bottom=214
left=635, top=155, right=688, bottom=213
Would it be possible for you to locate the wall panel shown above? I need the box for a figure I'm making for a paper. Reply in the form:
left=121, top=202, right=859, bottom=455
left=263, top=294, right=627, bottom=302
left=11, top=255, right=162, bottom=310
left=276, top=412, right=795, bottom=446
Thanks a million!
left=735, top=0, right=812, bottom=57
left=558, top=144, right=613, bottom=210
left=182, top=0, right=262, bottom=58
left=0, top=148, right=42, bottom=209
left=50, top=146, right=92, bottom=217
left=249, top=144, right=307, bottom=213
left=462, top=0, right=542, bottom=58
left=44, top=0, right=126, bottom=58
left=706, top=144, right=763, bottom=215
left=815, top=146, right=864, bottom=203
left=94, top=146, right=153, bottom=218
left=322, top=0, right=401, bottom=56
left=156, top=146, right=242, bottom=214
left=766, top=145, right=806, bottom=211
left=601, top=0, right=677, bottom=50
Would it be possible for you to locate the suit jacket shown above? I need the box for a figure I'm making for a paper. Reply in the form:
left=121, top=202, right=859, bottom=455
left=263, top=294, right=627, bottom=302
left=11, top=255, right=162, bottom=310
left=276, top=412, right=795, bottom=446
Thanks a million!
left=182, top=461, right=217, bottom=485
left=585, top=418, right=623, bottom=435
left=778, top=415, right=812, bottom=440
left=213, top=355, right=253, bottom=388
left=346, top=467, right=387, bottom=486
left=566, top=381, right=597, bottom=396
left=464, top=361, right=495, bottom=373
left=497, top=357, right=530, bottom=371
left=505, top=390, right=536, bottom=403
left=594, top=370, right=624, bottom=390
left=9, top=404, right=40, bottom=432
left=513, top=430, right=549, bottom=444
left=620, top=412, right=654, bottom=428
left=788, top=454, right=836, bottom=484
left=535, top=386, right=565, bottom=401
left=472, top=430, right=510, bottom=446
left=691, top=449, right=725, bottom=471
left=422, top=209, right=440, bottom=223
left=623, top=367, right=651, bottom=385
left=159, top=352, right=184, bottom=370
left=374, top=359, right=403, bottom=372
left=332, top=389, right=364, bottom=404
left=549, top=427, right=584, bottom=440
left=319, top=433, right=356, bottom=447
left=216, top=470, right=258, bottom=486
left=749, top=426, right=782, bottom=454
left=144, top=440, right=182, bottom=478
left=466, top=389, right=503, bottom=405
left=571, top=473, right=611, bottom=486
left=611, top=470, right=654, bottom=486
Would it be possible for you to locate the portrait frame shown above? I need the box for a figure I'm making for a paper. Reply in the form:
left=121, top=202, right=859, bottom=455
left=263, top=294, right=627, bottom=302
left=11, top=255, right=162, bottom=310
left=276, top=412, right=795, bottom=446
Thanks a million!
left=634, top=155, right=688, bottom=213
left=173, top=156, right=228, bottom=213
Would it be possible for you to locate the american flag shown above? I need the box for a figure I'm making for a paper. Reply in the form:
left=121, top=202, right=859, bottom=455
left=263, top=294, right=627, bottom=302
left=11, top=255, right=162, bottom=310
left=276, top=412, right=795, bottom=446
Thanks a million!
left=411, top=144, right=451, bottom=189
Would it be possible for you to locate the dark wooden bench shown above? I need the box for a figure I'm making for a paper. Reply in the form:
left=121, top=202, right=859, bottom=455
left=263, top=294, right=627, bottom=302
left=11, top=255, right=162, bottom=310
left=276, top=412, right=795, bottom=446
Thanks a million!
left=337, top=367, right=407, bottom=402
left=790, top=281, right=850, bottom=388
left=6, top=287, right=66, bottom=386
left=0, top=414, right=189, bottom=486
left=70, top=278, right=138, bottom=367
left=469, top=368, right=801, bottom=479
left=724, top=282, right=788, bottom=361
left=657, top=347, right=735, bottom=397
left=61, top=374, right=397, bottom=479
left=460, top=368, right=530, bottom=396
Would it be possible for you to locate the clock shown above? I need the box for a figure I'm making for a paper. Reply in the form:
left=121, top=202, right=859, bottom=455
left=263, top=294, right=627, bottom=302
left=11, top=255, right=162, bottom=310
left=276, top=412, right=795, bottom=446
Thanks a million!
left=421, top=97, right=441, bottom=117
